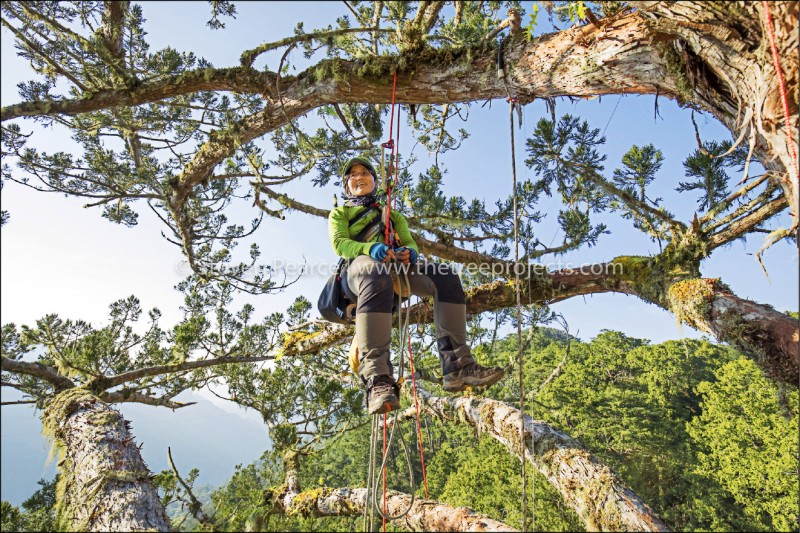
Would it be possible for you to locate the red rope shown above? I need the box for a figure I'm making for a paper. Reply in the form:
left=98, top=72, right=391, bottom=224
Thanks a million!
left=382, top=412, right=387, bottom=532
left=394, top=105, right=401, bottom=210
left=407, top=335, right=429, bottom=498
left=762, top=0, right=799, bottom=180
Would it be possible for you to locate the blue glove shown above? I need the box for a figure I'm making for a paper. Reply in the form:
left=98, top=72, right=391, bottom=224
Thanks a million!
left=395, top=247, right=418, bottom=264
left=369, top=243, right=391, bottom=261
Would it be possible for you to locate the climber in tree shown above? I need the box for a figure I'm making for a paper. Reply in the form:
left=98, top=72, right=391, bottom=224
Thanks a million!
left=329, top=157, right=506, bottom=415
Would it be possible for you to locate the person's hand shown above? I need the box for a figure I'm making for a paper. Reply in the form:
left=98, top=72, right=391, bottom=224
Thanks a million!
left=394, top=247, right=417, bottom=265
left=370, top=243, right=396, bottom=262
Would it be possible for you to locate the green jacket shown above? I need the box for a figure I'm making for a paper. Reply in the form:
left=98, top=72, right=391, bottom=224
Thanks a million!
left=328, top=205, right=419, bottom=259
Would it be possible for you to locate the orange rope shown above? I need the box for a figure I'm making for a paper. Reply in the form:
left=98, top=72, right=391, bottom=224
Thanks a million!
left=407, top=335, right=429, bottom=498
left=384, top=71, right=398, bottom=245
left=762, top=0, right=799, bottom=180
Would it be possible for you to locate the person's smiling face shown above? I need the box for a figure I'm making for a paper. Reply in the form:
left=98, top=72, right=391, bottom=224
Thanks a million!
left=346, top=164, right=375, bottom=196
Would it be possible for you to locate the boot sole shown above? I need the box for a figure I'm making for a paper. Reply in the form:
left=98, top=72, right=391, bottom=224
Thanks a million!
left=443, top=370, right=505, bottom=392
left=368, top=395, right=401, bottom=415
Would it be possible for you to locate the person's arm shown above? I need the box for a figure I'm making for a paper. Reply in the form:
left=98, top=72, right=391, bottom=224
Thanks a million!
left=391, top=211, right=419, bottom=254
left=328, top=207, right=375, bottom=259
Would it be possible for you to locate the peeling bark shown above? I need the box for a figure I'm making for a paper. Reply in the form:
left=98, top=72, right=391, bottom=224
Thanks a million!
left=42, top=388, right=170, bottom=532
left=415, top=387, right=670, bottom=532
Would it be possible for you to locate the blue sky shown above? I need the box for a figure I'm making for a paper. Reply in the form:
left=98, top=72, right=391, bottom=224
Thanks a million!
left=2, top=1, right=797, bottom=504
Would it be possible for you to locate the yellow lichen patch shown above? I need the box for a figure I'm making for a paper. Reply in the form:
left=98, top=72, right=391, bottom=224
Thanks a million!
left=667, top=278, right=720, bottom=328
left=288, top=487, right=333, bottom=516
left=280, top=330, right=319, bottom=357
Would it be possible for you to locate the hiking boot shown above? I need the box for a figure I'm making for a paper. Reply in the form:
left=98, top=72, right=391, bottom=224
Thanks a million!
left=366, top=375, right=401, bottom=415
left=443, top=363, right=505, bottom=392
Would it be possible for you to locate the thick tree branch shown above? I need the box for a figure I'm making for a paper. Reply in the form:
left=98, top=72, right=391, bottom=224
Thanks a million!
left=664, top=278, right=799, bottom=384
left=0, top=356, right=75, bottom=391
left=414, top=384, right=670, bottom=531
left=271, top=488, right=517, bottom=531
left=101, top=1, right=128, bottom=73
left=707, top=194, right=788, bottom=249
left=1, top=67, right=275, bottom=121
left=283, top=257, right=798, bottom=384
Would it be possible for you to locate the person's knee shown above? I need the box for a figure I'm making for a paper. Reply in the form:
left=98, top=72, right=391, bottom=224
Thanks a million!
left=360, top=264, right=392, bottom=292
left=431, top=268, right=465, bottom=304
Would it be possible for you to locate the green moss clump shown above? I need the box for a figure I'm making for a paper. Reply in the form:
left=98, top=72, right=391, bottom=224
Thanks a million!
left=609, top=255, right=652, bottom=286
left=41, top=387, right=95, bottom=448
left=609, top=252, right=703, bottom=307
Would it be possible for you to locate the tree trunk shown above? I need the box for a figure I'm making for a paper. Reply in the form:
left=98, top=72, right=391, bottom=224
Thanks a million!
left=42, top=388, right=171, bottom=532
left=415, top=387, right=671, bottom=532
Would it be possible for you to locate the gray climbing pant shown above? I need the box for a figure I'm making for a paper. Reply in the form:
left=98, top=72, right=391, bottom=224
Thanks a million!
left=342, top=255, right=476, bottom=381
